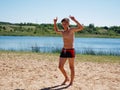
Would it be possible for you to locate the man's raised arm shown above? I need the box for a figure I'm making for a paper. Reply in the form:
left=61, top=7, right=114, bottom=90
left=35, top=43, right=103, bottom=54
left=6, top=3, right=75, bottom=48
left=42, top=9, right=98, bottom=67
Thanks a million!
left=69, top=15, right=84, bottom=32
left=54, top=17, right=61, bottom=34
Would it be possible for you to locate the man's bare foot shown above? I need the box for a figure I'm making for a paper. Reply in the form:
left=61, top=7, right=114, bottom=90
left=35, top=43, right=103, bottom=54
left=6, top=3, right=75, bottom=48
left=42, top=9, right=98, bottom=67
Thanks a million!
left=61, top=78, right=69, bottom=85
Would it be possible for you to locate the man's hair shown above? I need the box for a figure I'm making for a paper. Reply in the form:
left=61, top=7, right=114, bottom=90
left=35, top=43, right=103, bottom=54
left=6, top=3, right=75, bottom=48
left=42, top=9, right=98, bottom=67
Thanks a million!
left=61, top=18, right=70, bottom=23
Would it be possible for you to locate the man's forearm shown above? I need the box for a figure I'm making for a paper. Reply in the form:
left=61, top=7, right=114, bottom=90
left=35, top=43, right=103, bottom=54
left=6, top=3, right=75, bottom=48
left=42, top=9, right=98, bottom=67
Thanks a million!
left=74, top=19, right=83, bottom=29
left=54, top=22, right=58, bottom=32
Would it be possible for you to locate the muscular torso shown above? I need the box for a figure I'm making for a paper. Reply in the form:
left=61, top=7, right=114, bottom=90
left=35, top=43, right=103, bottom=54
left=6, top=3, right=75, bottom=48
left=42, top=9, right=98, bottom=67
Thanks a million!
left=62, top=29, right=74, bottom=49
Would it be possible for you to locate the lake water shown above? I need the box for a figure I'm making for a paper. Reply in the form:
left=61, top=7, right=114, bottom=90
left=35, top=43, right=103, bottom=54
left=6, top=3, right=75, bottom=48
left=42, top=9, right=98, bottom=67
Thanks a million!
left=0, top=36, right=120, bottom=55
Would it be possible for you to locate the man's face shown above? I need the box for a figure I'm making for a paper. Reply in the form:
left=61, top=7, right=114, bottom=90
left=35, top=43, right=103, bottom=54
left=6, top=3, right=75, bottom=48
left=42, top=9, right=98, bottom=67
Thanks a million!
left=62, top=21, right=69, bottom=29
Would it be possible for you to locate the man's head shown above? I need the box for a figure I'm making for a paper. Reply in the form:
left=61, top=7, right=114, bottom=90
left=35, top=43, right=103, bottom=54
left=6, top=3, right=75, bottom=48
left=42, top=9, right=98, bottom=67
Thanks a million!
left=61, top=18, right=70, bottom=23
left=61, top=18, right=70, bottom=30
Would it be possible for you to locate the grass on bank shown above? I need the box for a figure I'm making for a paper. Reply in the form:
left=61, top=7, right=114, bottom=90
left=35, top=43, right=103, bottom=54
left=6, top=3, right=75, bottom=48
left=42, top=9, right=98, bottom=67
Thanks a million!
left=0, top=51, right=120, bottom=64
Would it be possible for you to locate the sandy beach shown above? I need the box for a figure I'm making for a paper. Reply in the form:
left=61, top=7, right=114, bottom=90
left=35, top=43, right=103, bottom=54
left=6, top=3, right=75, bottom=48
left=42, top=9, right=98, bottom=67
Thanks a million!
left=0, top=52, right=120, bottom=90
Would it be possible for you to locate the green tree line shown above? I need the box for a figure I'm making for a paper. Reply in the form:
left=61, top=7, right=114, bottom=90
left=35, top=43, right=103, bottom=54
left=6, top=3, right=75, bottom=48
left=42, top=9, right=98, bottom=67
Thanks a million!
left=0, top=22, right=120, bottom=38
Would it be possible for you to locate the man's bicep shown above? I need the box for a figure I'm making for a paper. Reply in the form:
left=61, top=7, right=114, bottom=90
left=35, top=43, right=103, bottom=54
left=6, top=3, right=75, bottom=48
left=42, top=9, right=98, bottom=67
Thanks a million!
left=56, top=30, right=62, bottom=34
left=71, top=27, right=83, bottom=32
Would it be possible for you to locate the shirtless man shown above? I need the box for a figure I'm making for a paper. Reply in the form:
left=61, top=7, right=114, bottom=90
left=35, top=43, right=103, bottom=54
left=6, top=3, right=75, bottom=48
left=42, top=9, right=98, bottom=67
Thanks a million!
left=53, top=15, right=83, bottom=85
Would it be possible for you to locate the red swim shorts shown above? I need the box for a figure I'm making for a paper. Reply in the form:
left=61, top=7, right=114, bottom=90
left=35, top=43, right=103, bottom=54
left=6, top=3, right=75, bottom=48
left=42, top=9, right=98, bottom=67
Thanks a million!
left=60, top=48, right=75, bottom=58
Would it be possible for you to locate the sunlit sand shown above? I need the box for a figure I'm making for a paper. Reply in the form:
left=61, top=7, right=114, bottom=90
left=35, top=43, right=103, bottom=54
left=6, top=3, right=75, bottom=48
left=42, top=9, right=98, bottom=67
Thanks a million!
left=0, top=52, right=120, bottom=90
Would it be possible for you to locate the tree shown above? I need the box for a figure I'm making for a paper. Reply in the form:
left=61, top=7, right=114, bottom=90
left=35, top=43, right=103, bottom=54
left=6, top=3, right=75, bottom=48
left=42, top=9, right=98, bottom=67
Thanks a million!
left=3, top=26, right=6, bottom=30
left=88, top=24, right=94, bottom=29
left=88, top=24, right=95, bottom=33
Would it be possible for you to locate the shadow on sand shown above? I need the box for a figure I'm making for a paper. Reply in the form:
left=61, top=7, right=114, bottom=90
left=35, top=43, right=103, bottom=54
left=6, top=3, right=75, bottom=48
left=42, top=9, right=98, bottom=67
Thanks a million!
left=40, top=84, right=71, bottom=90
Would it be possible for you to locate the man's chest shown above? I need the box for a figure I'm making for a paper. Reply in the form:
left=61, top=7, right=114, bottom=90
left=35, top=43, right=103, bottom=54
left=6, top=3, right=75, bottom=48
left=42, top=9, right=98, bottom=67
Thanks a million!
left=62, top=31, right=74, bottom=39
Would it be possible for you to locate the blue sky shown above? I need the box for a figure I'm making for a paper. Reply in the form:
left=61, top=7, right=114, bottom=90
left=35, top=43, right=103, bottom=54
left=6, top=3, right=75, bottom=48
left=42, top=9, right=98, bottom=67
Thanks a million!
left=0, top=0, right=120, bottom=26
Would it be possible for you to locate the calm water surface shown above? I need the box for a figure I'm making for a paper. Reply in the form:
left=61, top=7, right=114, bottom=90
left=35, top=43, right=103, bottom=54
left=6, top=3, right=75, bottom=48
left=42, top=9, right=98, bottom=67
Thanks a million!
left=0, top=36, right=120, bottom=55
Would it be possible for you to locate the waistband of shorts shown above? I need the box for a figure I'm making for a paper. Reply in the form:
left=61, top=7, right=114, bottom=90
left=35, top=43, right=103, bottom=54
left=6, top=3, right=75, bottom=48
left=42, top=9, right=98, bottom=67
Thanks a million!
left=62, top=48, right=75, bottom=50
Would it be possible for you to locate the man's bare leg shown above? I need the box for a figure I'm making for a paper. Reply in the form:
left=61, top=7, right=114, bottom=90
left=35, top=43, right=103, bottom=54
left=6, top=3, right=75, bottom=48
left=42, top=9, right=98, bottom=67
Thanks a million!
left=59, top=58, right=69, bottom=85
left=68, top=58, right=75, bottom=85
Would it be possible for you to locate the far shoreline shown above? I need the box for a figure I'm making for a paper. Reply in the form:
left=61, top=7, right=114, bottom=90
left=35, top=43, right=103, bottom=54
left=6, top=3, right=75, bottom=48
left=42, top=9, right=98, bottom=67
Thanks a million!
left=0, top=34, right=120, bottom=38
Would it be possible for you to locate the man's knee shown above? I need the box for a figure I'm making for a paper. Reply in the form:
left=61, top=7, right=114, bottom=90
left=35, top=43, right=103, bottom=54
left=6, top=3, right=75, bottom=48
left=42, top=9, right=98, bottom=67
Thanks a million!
left=58, top=65, right=64, bottom=70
